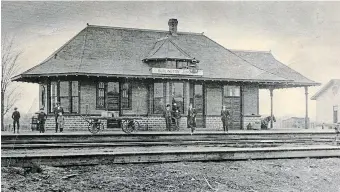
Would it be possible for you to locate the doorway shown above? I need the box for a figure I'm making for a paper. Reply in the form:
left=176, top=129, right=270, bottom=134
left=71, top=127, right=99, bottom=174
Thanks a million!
left=222, top=86, right=241, bottom=129
left=190, top=83, right=205, bottom=128
left=107, top=82, right=120, bottom=128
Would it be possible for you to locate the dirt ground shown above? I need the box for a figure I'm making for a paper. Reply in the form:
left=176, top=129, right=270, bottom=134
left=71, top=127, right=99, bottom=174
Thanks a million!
left=2, top=158, right=340, bottom=192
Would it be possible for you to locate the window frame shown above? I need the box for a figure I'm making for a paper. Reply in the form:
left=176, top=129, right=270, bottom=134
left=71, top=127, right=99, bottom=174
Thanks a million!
left=121, top=82, right=132, bottom=110
left=170, top=81, right=185, bottom=114
left=223, top=85, right=240, bottom=98
left=96, top=82, right=107, bottom=110
left=48, top=81, right=79, bottom=114
left=152, top=82, right=166, bottom=114
left=176, top=61, right=189, bottom=69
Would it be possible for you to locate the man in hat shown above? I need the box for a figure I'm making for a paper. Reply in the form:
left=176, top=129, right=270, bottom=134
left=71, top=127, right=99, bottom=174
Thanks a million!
left=12, top=107, right=20, bottom=134
left=187, top=102, right=197, bottom=135
left=221, top=105, right=231, bottom=132
left=53, top=102, right=64, bottom=133
left=37, top=108, right=47, bottom=133
left=172, top=102, right=181, bottom=131
left=163, top=104, right=172, bottom=131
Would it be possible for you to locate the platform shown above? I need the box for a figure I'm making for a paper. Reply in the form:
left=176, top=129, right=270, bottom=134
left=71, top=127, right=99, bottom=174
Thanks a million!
left=2, top=145, right=340, bottom=167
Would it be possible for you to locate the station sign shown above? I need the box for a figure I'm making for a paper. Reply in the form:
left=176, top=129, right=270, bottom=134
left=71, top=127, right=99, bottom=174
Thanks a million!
left=151, top=68, right=203, bottom=76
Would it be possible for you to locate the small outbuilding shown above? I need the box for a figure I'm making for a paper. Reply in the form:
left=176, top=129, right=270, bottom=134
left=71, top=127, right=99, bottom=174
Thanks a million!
left=311, top=79, right=340, bottom=125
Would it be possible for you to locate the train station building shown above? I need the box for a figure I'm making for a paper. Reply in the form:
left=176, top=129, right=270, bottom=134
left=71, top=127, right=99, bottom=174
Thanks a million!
left=12, top=19, right=320, bottom=130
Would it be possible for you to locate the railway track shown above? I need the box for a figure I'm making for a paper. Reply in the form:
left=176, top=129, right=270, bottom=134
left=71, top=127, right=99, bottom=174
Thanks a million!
left=2, top=131, right=340, bottom=167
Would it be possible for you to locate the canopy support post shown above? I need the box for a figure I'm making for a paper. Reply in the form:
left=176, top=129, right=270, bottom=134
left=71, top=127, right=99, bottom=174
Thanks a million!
left=270, top=88, right=274, bottom=129
left=305, top=86, right=309, bottom=129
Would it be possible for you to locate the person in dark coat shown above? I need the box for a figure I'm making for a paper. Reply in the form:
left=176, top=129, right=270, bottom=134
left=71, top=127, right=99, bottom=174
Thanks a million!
left=53, top=102, right=64, bottom=133
left=37, top=108, right=47, bottom=133
left=221, top=105, right=230, bottom=132
left=187, top=103, right=197, bottom=134
left=172, top=102, right=181, bottom=131
left=12, top=107, right=20, bottom=134
left=163, top=104, right=172, bottom=131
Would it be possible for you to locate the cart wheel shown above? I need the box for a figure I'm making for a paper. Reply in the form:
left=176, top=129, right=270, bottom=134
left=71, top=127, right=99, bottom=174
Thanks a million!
left=122, top=120, right=134, bottom=134
left=88, top=122, right=101, bottom=134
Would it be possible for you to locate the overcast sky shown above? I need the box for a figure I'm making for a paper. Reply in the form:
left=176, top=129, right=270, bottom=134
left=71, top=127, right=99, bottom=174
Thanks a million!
left=2, top=1, right=340, bottom=120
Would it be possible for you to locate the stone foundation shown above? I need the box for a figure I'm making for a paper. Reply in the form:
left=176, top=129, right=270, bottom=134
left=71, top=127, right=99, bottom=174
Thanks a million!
left=45, top=116, right=107, bottom=131
left=243, top=115, right=261, bottom=130
left=45, top=115, right=188, bottom=131
left=206, top=117, right=223, bottom=130
left=206, top=116, right=244, bottom=130
left=45, top=115, right=259, bottom=131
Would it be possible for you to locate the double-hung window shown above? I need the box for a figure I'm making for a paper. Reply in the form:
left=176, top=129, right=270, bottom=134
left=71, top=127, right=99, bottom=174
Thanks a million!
left=153, top=83, right=165, bottom=114
left=171, top=82, right=184, bottom=113
left=223, top=86, right=240, bottom=97
left=48, top=81, right=79, bottom=113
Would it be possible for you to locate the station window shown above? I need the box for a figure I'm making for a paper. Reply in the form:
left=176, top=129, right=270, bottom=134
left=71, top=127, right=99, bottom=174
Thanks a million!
left=153, top=83, right=165, bottom=114
left=176, top=61, right=188, bottom=69
left=171, top=82, right=184, bottom=113
left=121, top=82, right=132, bottom=109
left=97, top=82, right=106, bottom=109
left=48, top=81, right=79, bottom=113
left=223, top=86, right=240, bottom=97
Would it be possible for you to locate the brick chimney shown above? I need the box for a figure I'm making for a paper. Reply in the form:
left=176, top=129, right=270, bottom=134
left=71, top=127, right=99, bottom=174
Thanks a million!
left=168, top=18, right=178, bottom=36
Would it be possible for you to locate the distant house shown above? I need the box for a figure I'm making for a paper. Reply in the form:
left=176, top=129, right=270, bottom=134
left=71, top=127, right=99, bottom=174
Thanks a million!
left=282, top=117, right=309, bottom=128
left=311, top=79, right=340, bottom=124
left=12, top=19, right=319, bottom=130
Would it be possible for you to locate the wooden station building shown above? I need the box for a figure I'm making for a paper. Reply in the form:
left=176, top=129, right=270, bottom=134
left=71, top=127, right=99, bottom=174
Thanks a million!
left=13, top=19, right=320, bottom=130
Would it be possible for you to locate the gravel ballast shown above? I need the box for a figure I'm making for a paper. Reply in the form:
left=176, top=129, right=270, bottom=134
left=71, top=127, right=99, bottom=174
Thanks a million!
left=2, top=158, right=340, bottom=192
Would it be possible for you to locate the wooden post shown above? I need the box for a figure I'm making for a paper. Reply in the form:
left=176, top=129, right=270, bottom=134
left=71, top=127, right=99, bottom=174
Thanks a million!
left=305, top=86, right=309, bottom=129
left=270, top=88, right=274, bottom=129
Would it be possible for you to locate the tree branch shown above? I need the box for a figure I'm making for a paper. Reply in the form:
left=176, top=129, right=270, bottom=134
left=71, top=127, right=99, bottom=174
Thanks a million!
left=1, top=35, right=22, bottom=120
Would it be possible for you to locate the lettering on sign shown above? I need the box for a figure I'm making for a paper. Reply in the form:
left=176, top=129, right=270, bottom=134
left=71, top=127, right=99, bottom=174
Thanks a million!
left=151, top=68, right=203, bottom=76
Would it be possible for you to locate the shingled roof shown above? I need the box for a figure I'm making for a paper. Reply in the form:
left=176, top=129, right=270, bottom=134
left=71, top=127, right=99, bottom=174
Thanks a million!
left=144, top=36, right=195, bottom=62
left=12, top=24, right=319, bottom=87
left=231, top=50, right=318, bottom=85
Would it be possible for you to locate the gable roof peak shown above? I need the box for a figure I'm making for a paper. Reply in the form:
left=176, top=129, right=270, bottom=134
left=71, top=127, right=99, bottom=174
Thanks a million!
left=143, top=36, right=196, bottom=62
left=311, top=79, right=340, bottom=100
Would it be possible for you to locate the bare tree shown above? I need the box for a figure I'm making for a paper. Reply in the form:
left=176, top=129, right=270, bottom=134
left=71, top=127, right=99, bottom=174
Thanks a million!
left=1, top=36, right=22, bottom=130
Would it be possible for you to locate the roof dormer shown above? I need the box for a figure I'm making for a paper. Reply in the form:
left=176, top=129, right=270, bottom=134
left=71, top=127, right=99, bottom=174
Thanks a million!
left=143, top=36, right=199, bottom=70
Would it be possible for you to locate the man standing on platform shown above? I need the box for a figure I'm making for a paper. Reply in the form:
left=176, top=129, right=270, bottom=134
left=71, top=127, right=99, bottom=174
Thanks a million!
left=37, top=108, right=47, bottom=133
left=53, top=102, right=64, bottom=133
left=164, top=104, right=172, bottom=131
left=221, top=105, right=230, bottom=132
left=172, top=102, right=181, bottom=131
left=12, top=107, right=20, bottom=134
left=187, top=102, right=197, bottom=134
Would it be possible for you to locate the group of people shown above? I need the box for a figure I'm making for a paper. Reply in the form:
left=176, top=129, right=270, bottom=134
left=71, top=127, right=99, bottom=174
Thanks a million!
left=11, top=101, right=231, bottom=134
left=163, top=102, right=182, bottom=132
left=163, top=101, right=231, bottom=134
left=37, top=101, right=65, bottom=133
left=10, top=102, right=65, bottom=134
